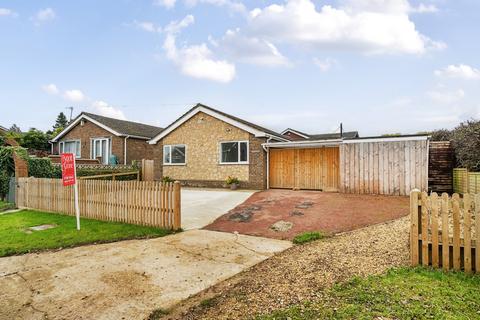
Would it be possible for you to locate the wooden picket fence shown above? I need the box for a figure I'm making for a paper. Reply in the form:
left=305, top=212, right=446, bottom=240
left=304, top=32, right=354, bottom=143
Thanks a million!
left=453, top=168, right=480, bottom=194
left=16, top=178, right=181, bottom=230
left=410, top=190, right=479, bottom=273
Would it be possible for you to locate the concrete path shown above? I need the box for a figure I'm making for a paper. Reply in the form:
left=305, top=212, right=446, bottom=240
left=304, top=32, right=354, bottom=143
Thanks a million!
left=0, top=230, right=291, bottom=320
left=181, top=189, right=255, bottom=230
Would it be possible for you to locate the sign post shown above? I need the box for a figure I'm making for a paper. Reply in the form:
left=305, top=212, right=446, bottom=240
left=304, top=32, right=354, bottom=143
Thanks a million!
left=61, top=153, right=80, bottom=230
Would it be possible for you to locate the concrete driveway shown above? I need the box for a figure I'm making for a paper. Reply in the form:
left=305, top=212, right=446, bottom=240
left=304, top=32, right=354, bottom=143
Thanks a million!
left=181, top=189, right=255, bottom=230
left=0, top=230, right=291, bottom=320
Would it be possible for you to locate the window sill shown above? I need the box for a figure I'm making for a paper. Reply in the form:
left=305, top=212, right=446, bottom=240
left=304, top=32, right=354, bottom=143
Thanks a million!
left=219, top=162, right=249, bottom=165
left=163, top=163, right=187, bottom=166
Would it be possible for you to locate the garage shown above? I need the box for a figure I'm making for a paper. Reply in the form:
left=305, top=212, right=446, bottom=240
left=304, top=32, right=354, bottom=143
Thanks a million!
left=268, top=146, right=340, bottom=191
left=264, top=135, right=430, bottom=195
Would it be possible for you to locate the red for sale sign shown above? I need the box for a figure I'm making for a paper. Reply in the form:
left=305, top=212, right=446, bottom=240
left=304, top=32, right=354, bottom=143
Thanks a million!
left=61, top=153, right=77, bottom=186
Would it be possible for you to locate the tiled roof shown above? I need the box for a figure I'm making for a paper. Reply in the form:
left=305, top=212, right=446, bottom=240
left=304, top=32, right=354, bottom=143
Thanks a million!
left=81, top=112, right=163, bottom=138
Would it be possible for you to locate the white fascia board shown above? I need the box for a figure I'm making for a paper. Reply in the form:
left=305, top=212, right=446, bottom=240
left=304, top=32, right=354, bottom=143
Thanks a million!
left=263, top=139, right=343, bottom=148
left=51, top=114, right=122, bottom=142
left=343, top=136, right=430, bottom=144
left=280, top=129, right=310, bottom=139
left=149, top=106, right=281, bottom=144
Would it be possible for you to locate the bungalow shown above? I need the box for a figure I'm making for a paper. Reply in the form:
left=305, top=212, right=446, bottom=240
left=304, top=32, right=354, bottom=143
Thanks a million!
left=148, top=104, right=430, bottom=195
left=50, top=112, right=163, bottom=165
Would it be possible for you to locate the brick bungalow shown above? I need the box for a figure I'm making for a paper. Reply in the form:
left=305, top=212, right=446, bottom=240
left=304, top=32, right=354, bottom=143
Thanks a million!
left=50, top=112, right=163, bottom=165
left=148, top=104, right=290, bottom=189
left=148, top=104, right=430, bottom=195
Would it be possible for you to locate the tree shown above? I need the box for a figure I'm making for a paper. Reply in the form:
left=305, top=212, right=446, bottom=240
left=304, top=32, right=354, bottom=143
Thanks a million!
left=9, top=124, right=21, bottom=133
left=451, top=119, right=480, bottom=171
left=53, top=112, right=68, bottom=130
left=21, top=128, right=50, bottom=151
left=429, top=129, right=452, bottom=141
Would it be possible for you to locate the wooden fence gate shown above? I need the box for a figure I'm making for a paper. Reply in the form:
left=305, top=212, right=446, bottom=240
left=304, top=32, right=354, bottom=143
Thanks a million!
left=410, top=190, right=479, bottom=273
left=269, top=147, right=339, bottom=191
left=16, top=178, right=181, bottom=229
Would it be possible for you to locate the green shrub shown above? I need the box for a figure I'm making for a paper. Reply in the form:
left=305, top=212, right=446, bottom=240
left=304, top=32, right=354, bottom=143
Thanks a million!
left=226, top=176, right=240, bottom=185
left=293, top=231, right=325, bottom=244
left=162, top=176, right=174, bottom=183
left=0, top=170, right=10, bottom=200
left=28, top=158, right=61, bottom=178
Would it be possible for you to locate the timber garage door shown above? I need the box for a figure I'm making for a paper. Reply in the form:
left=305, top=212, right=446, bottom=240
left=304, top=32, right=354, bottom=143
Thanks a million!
left=269, top=147, right=340, bottom=191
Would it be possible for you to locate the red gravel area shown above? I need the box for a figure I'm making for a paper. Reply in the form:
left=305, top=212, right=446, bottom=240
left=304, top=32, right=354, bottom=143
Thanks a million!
left=204, top=190, right=409, bottom=240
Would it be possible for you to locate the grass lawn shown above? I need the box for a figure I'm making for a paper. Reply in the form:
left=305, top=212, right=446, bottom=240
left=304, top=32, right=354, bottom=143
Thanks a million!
left=258, top=267, right=480, bottom=320
left=0, top=210, right=174, bottom=257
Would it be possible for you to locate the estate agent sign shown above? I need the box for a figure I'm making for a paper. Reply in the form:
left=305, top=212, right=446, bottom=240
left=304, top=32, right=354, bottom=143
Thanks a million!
left=61, top=153, right=81, bottom=230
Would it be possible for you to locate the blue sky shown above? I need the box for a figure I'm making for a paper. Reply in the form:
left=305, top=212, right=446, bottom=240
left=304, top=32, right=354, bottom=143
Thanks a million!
left=1, top=0, right=479, bottom=136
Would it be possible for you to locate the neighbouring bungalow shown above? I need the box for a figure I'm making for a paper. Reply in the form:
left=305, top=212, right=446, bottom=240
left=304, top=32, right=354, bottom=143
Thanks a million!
left=50, top=112, right=163, bottom=165
left=148, top=104, right=431, bottom=195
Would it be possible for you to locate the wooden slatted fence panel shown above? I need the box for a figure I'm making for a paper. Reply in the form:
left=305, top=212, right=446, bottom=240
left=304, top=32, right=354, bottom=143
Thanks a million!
left=410, top=190, right=478, bottom=273
left=16, top=178, right=181, bottom=230
left=340, top=140, right=429, bottom=195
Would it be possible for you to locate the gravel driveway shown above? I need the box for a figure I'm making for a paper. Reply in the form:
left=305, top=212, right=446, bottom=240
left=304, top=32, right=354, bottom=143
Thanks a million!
left=163, top=216, right=410, bottom=319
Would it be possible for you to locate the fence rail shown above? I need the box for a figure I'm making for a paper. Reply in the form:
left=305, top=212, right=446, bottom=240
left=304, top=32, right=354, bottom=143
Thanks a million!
left=16, top=178, right=181, bottom=230
left=410, top=190, right=479, bottom=273
left=453, top=168, right=480, bottom=194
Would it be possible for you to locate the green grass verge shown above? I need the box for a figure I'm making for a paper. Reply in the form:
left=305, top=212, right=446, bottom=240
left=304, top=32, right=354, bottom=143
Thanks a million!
left=292, top=231, right=325, bottom=244
left=257, top=267, right=480, bottom=320
left=0, top=210, right=174, bottom=257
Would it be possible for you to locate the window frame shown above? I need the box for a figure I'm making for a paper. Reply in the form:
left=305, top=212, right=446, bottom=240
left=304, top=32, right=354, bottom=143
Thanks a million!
left=90, top=137, right=112, bottom=165
left=219, top=141, right=249, bottom=165
left=59, top=139, right=81, bottom=158
left=163, top=144, right=187, bottom=166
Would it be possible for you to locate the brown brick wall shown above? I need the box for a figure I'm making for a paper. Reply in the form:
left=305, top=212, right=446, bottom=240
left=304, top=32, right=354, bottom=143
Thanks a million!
left=152, top=112, right=267, bottom=189
left=248, top=136, right=268, bottom=189
left=54, top=119, right=152, bottom=165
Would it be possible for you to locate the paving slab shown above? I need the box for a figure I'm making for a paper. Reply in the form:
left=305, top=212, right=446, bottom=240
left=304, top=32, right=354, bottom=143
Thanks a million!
left=181, top=189, right=255, bottom=230
left=0, top=230, right=291, bottom=320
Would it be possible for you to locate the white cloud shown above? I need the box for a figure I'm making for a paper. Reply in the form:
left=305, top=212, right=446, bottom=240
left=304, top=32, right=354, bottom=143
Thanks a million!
left=63, top=90, right=86, bottom=102
left=153, top=0, right=177, bottom=9
left=164, top=14, right=195, bottom=33
left=427, top=88, right=465, bottom=104
left=218, top=29, right=290, bottom=67
left=134, top=21, right=161, bottom=33
left=34, top=8, right=56, bottom=24
left=435, top=64, right=480, bottom=80
left=42, top=83, right=60, bottom=95
left=411, top=3, right=438, bottom=13
left=247, top=0, right=444, bottom=55
left=184, top=0, right=246, bottom=13
left=0, top=8, right=17, bottom=17
left=163, top=15, right=236, bottom=83
left=91, top=101, right=126, bottom=120
left=313, top=57, right=337, bottom=71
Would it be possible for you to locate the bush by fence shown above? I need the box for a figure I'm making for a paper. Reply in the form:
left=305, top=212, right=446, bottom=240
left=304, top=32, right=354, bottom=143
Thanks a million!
left=410, top=190, right=479, bottom=274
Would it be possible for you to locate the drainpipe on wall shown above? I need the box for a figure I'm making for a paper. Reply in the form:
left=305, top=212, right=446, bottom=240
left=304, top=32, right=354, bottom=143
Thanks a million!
left=124, top=136, right=130, bottom=165
left=263, top=137, right=273, bottom=189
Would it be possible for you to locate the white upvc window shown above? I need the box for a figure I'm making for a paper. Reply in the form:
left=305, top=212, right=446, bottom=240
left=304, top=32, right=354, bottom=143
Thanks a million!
left=219, top=141, right=249, bottom=164
left=59, top=140, right=81, bottom=158
left=163, top=144, right=186, bottom=165
left=91, top=138, right=111, bottom=165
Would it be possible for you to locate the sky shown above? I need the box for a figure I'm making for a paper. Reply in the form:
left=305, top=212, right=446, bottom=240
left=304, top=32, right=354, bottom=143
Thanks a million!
left=1, top=0, right=479, bottom=136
